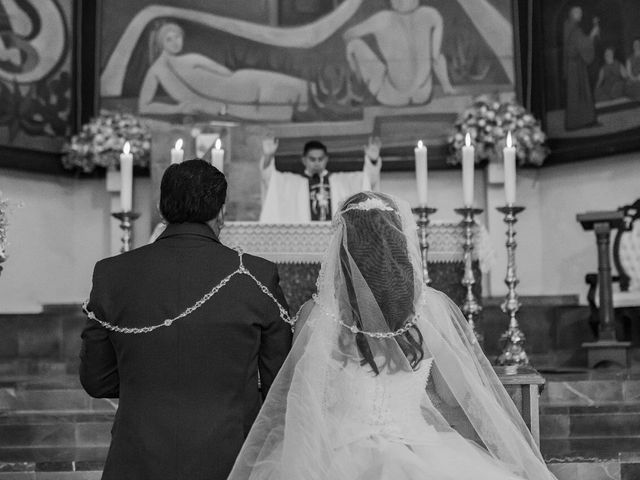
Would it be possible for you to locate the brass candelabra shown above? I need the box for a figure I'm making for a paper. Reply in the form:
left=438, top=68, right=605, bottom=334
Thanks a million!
left=412, top=206, right=437, bottom=285
left=454, top=207, right=484, bottom=345
left=111, top=211, right=141, bottom=253
left=496, top=205, right=529, bottom=366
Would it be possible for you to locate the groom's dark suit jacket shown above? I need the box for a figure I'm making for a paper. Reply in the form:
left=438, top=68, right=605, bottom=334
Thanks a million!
left=80, top=222, right=291, bottom=480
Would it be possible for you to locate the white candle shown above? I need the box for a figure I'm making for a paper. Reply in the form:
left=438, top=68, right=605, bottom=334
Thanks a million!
left=211, top=138, right=224, bottom=172
left=414, top=140, right=428, bottom=205
left=120, top=142, right=133, bottom=212
left=462, top=133, right=475, bottom=207
left=503, top=131, right=517, bottom=205
left=171, top=138, right=184, bottom=164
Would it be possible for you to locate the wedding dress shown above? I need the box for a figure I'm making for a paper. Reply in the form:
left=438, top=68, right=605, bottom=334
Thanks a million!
left=228, top=192, right=556, bottom=480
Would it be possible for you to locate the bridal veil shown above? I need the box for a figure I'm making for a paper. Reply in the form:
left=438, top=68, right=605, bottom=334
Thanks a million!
left=228, top=191, right=555, bottom=480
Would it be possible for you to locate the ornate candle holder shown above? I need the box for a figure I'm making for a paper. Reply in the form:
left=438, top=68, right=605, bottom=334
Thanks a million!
left=111, top=211, right=141, bottom=253
left=496, top=205, right=529, bottom=366
left=412, top=206, right=437, bottom=285
left=454, top=207, right=484, bottom=344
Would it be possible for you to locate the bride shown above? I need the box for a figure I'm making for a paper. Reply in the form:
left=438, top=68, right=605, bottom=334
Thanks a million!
left=228, top=191, right=556, bottom=480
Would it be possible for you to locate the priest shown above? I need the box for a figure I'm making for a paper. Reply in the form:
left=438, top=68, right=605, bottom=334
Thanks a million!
left=259, top=137, right=382, bottom=222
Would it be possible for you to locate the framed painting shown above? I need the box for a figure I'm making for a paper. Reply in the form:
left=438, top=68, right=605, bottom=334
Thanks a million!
left=528, top=0, right=640, bottom=164
left=98, top=0, right=517, bottom=171
left=0, top=0, right=93, bottom=173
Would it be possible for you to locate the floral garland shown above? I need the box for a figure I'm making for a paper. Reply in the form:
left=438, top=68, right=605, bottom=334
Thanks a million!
left=447, top=96, right=549, bottom=166
left=62, top=110, right=151, bottom=173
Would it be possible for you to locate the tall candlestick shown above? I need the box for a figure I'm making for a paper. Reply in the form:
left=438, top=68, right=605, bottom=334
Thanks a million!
left=414, top=140, right=428, bottom=205
left=462, top=133, right=475, bottom=207
left=211, top=138, right=224, bottom=172
left=503, top=131, right=517, bottom=206
left=496, top=205, right=529, bottom=366
left=171, top=138, right=184, bottom=164
left=120, top=142, right=133, bottom=212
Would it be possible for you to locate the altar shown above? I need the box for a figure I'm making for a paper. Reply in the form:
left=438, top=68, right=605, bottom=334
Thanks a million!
left=220, top=220, right=491, bottom=313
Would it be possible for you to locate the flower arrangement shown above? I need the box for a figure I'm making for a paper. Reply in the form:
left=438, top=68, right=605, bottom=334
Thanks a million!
left=62, top=110, right=151, bottom=173
left=447, top=96, right=549, bottom=166
left=0, top=191, right=19, bottom=263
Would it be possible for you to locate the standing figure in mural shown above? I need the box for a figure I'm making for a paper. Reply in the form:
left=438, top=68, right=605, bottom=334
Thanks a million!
left=138, top=22, right=310, bottom=121
left=562, top=6, right=599, bottom=130
left=260, top=137, right=382, bottom=222
left=594, top=47, right=627, bottom=102
left=343, top=0, right=456, bottom=107
left=624, top=38, right=640, bottom=100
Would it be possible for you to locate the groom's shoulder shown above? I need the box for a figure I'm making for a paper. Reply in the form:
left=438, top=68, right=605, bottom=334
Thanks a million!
left=90, top=243, right=156, bottom=276
left=239, top=250, right=278, bottom=277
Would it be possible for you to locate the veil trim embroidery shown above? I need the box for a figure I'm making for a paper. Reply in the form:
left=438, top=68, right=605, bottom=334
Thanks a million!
left=312, top=294, right=419, bottom=339
left=83, top=249, right=295, bottom=334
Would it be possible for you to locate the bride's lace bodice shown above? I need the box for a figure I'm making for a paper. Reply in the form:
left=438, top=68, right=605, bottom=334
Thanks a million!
left=323, top=357, right=435, bottom=445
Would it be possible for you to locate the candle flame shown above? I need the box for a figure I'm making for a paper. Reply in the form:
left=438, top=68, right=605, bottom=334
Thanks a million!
left=506, top=131, right=513, bottom=148
left=123, top=142, right=130, bottom=155
left=417, top=140, right=424, bottom=148
left=214, top=138, right=222, bottom=150
left=174, top=138, right=183, bottom=150
left=465, top=133, right=471, bottom=147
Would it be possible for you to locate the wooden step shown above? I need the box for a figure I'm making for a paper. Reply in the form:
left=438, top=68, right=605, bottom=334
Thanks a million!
left=0, top=446, right=105, bottom=479
left=547, top=456, right=640, bottom=480
left=0, top=389, right=116, bottom=412
left=541, top=403, right=640, bottom=439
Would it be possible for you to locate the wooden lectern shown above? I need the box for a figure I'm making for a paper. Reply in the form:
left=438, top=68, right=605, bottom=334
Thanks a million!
left=577, top=210, right=631, bottom=368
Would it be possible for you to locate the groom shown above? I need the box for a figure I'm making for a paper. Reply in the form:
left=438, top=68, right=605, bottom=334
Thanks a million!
left=80, top=159, right=292, bottom=480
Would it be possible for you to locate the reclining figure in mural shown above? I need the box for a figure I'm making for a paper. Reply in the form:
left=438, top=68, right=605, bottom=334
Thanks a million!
left=138, top=22, right=310, bottom=121
left=343, top=0, right=456, bottom=106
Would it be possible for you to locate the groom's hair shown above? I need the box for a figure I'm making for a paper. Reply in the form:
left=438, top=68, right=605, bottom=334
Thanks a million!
left=160, top=159, right=227, bottom=224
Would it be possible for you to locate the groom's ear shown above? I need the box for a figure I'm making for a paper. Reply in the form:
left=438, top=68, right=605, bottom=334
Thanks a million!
left=156, top=201, right=166, bottom=223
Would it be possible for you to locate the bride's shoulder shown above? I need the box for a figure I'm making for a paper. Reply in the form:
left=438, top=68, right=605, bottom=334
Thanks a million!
left=292, top=299, right=317, bottom=343
left=297, top=299, right=316, bottom=319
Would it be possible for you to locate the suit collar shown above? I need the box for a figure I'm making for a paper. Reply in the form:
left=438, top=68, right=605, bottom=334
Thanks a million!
left=157, top=222, right=220, bottom=243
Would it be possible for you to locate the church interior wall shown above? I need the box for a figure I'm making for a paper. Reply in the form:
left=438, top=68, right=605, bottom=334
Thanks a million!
left=0, top=153, right=632, bottom=313
left=0, top=0, right=636, bottom=313
left=0, top=170, right=151, bottom=313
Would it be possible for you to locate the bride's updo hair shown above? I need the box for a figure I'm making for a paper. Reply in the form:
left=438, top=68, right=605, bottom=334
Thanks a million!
left=337, top=192, right=424, bottom=374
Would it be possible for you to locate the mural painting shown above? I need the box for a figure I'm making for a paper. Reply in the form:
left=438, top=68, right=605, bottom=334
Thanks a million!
left=99, top=0, right=516, bottom=161
left=0, top=0, right=73, bottom=154
left=536, top=0, right=640, bottom=161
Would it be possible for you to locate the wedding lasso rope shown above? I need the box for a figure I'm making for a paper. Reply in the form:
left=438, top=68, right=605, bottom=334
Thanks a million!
left=82, top=249, right=296, bottom=334
left=312, top=294, right=419, bottom=339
